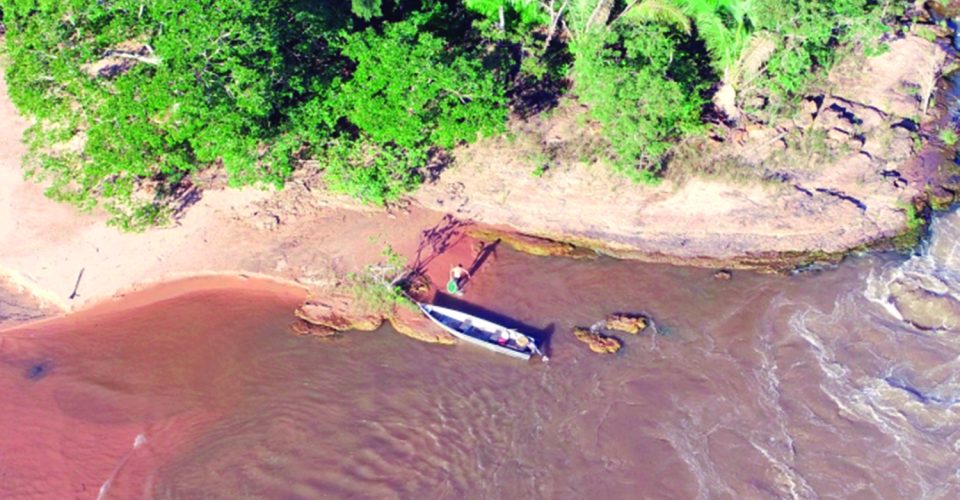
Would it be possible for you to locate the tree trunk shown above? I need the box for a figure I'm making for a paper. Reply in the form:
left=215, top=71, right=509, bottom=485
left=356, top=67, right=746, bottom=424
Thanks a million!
left=713, top=81, right=741, bottom=125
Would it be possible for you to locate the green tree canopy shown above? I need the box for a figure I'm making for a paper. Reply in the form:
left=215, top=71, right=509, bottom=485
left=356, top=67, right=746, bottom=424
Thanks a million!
left=321, top=14, right=507, bottom=204
left=572, top=19, right=708, bottom=181
left=2, top=0, right=350, bottom=229
left=0, top=0, right=906, bottom=227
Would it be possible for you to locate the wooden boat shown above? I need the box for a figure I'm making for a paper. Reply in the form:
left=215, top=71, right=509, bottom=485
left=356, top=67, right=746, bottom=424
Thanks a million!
left=418, top=303, right=546, bottom=361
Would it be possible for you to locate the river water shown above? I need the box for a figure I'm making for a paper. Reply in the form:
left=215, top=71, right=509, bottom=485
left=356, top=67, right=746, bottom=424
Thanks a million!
left=2, top=212, right=960, bottom=499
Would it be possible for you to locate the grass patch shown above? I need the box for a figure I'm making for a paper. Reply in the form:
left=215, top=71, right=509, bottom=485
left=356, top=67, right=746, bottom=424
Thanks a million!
left=347, top=245, right=416, bottom=315
left=914, top=26, right=939, bottom=43
left=889, top=201, right=928, bottom=252
left=527, top=150, right=551, bottom=177
left=938, top=128, right=958, bottom=146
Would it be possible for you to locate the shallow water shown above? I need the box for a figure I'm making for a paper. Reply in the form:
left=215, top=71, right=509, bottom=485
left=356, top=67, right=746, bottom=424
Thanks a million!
left=2, top=214, right=960, bottom=499
left=0, top=278, right=50, bottom=326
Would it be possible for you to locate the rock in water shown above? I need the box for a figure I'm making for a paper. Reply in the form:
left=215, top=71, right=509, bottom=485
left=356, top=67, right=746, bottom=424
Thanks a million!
left=714, top=270, right=732, bottom=280
left=289, top=320, right=337, bottom=338
left=604, top=313, right=648, bottom=334
left=388, top=306, right=457, bottom=345
left=573, top=327, right=621, bottom=354
left=294, top=294, right=383, bottom=332
left=888, top=280, right=960, bottom=331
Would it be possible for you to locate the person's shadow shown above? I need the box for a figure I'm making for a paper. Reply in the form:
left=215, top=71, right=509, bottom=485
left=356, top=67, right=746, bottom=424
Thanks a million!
left=468, top=239, right=500, bottom=278
left=453, top=238, right=499, bottom=294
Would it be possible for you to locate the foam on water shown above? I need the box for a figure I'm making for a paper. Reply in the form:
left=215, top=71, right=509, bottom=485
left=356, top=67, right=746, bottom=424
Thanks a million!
left=865, top=211, right=960, bottom=332
left=97, top=433, right=147, bottom=500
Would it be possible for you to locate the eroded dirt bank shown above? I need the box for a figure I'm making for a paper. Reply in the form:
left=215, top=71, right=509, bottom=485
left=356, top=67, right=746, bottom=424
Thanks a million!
left=415, top=36, right=956, bottom=264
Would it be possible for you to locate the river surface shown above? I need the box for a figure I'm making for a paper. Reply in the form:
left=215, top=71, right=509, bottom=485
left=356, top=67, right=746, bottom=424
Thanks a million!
left=2, top=212, right=960, bottom=499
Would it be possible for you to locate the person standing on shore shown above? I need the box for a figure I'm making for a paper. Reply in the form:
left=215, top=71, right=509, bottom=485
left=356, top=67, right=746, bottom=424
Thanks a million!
left=448, top=264, right=470, bottom=296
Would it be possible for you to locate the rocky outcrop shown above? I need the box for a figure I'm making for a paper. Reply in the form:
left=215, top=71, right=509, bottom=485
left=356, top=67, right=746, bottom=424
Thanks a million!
left=573, top=327, right=621, bottom=354
left=604, top=313, right=648, bottom=335
left=388, top=306, right=457, bottom=344
left=294, top=294, right=384, bottom=332
left=466, top=227, right=595, bottom=259
left=829, top=36, right=944, bottom=119
left=289, top=320, right=337, bottom=337
left=293, top=290, right=458, bottom=344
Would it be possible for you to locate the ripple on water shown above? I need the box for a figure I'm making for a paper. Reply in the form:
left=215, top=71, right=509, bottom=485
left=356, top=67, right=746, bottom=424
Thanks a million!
left=6, top=221, right=960, bottom=498
left=865, top=211, right=960, bottom=332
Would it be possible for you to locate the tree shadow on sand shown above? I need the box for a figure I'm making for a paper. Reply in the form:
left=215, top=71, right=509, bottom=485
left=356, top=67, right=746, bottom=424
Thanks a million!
left=409, top=214, right=471, bottom=276
left=169, top=181, right=204, bottom=223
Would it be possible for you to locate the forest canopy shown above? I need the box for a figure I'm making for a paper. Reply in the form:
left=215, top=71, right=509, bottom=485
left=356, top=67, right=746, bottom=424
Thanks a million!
left=0, top=0, right=904, bottom=229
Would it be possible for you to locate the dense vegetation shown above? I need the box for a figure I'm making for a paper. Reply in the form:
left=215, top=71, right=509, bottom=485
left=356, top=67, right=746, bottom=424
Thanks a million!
left=0, top=0, right=905, bottom=228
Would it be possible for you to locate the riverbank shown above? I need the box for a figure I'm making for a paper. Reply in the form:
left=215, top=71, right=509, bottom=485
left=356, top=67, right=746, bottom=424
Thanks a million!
left=414, top=35, right=956, bottom=265
left=0, top=34, right=956, bottom=320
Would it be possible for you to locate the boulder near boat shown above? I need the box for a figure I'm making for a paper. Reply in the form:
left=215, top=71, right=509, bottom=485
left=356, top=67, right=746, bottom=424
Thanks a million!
left=418, top=303, right=547, bottom=361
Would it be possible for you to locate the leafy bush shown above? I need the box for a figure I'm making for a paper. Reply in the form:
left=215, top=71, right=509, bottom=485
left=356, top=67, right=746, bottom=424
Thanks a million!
left=572, top=22, right=708, bottom=180
left=0, top=0, right=908, bottom=224
left=347, top=245, right=416, bottom=314
left=708, top=0, right=898, bottom=120
left=1, top=0, right=351, bottom=229
left=939, top=128, right=959, bottom=146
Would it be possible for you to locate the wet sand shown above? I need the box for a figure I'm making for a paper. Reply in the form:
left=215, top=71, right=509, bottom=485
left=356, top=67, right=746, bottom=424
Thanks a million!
left=0, top=277, right=54, bottom=327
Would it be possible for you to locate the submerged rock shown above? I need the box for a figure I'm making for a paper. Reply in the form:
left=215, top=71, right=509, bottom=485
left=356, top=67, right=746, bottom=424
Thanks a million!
left=888, top=280, right=960, bottom=331
left=388, top=306, right=457, bottom=345
left=573, top=327, right=621, bottom=354
left=714, top=270, right=732, bottom=280
left=289, top=320, right=337, bottom=338
left=604, top=313, right=648, bottom=335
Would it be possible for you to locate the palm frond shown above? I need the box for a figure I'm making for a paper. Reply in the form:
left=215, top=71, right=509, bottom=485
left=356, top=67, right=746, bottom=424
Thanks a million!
left=692, top=9, right=740, bottom=70
left=733, top=30, right=777, bottom=87
left=621, top=0, right=691, bottom=34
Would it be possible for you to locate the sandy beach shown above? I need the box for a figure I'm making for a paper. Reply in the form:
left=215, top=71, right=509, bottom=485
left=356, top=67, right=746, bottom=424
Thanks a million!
left=0, top=69, right=459, bottom=314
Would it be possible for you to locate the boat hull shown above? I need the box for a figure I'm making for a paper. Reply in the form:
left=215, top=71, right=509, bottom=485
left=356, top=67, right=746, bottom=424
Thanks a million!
left=419, top=304, right=534, bottom=361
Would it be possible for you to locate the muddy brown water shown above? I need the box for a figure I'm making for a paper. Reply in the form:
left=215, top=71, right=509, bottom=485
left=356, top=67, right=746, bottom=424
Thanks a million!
left=2, top=214, right=960, bottom=499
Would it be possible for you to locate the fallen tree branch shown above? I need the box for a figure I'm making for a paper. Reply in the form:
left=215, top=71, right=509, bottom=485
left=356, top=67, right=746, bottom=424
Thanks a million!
left=103, top=50, right=161, bottom=66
